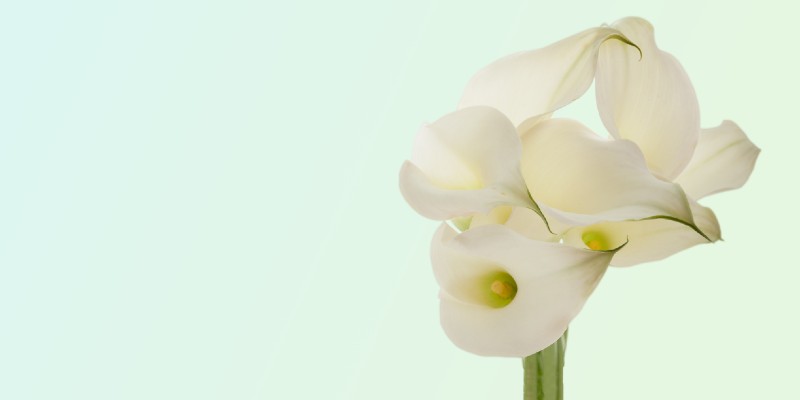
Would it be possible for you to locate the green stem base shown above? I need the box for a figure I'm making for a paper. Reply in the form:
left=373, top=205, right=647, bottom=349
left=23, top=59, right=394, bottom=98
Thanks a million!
left=522, top=331, right=567, bottom=400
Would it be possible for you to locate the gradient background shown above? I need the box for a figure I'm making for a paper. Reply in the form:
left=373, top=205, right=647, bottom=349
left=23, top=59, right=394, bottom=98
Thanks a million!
left=1, top=0, right=796, bottom=399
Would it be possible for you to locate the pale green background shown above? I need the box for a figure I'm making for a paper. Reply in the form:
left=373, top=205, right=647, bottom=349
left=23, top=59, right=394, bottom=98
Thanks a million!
left=0, top=0, right=796, bottom=399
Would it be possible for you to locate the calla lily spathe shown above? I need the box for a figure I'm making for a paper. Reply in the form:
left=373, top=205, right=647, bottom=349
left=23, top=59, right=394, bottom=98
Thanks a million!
left=398, top=106, right=541, bottom=221
left=518, top=118, right=696, bottom=230
left=431, top=222, right=619, bottom=357
left=595, top=17, right=700, bottom=181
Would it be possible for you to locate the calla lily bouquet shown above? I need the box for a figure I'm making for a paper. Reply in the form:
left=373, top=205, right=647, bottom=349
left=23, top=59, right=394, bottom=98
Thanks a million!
left=399, top=17, right=759, bottom=400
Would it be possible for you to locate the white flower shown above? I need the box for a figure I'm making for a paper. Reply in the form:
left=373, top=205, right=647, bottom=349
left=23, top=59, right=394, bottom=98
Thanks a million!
left=517, top=117, right=699, bottom=229
left=398, top=106, right=544, bottom=221
left=398, top=17, right=760, bottom=357
left=431, top=221, right=620, bottom=357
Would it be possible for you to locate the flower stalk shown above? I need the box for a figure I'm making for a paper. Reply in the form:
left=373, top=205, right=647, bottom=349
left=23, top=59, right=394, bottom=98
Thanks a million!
left=523, top=331, right=567, bottom=400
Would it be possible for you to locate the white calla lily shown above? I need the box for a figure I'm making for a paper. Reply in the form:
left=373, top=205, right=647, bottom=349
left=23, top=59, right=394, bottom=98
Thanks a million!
left=397, top=17, right=760, bottom=397
left=399, top=106, right=540, bottom=221
left=431, top=223, right=620, bottom=357
left=459, top=26, right=639, bottom=131
left=561, top=198, right=721, bottom=266
left=518, top=118, right=703, bottom=235
left=595, top=17, right=700, bottom=181
left=675, top=120, right=761, bottom=200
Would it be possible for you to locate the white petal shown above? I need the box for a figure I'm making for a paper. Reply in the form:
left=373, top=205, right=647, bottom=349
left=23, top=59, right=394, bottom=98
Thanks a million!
left=595, top=17, right=700, bottom=180
left=675, top=120, right=761, bottom=200
left=431, top=223, right=614, bottom=357
left=399, top=107, right=536, bottom=220
left=468, top=206, right=557, bottom=242
left=520, top=118, right=699, bottom=232
left=562, top=199, right=720, bottom=267
left=459, top=26, right=638, bottom=130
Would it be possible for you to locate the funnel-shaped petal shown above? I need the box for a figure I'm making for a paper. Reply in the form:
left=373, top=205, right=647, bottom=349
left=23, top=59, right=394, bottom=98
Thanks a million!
left=400, top=107, right=538, bottom=220
left=596, top=17, right=700, bottom=180
left=432, top=223, right=617, bottom=357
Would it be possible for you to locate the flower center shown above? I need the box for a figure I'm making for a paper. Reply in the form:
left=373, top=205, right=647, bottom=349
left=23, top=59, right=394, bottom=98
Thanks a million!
left=482, top=271, right=517, bottom=308
left=581, top=231, right=609, bottom=251
left=490, top=280, right=514, bottom=298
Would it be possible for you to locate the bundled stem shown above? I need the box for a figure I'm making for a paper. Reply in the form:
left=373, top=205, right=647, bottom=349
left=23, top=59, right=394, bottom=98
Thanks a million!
left=522, top=331, right=567, bottom=400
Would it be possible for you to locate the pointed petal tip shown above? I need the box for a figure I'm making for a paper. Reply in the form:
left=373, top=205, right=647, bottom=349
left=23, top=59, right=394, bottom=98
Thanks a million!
left=675, top=120, right=761, bottom=199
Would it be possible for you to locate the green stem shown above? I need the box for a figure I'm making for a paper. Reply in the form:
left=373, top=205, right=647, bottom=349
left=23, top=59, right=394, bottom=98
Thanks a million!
left=522, top=330, right=567, bottom=400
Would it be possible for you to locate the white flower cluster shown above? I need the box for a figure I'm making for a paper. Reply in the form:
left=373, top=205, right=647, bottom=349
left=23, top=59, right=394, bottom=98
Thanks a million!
left=399, top=17, right=760, bottom=357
